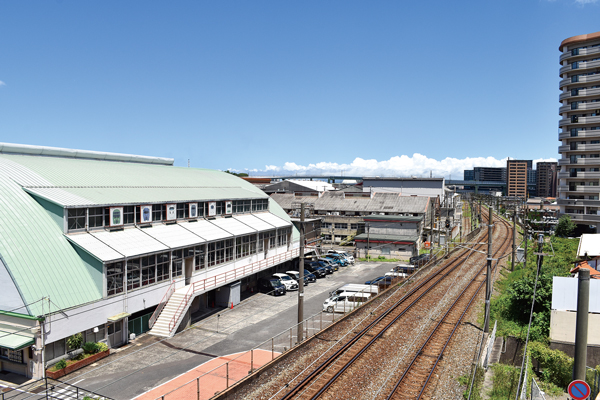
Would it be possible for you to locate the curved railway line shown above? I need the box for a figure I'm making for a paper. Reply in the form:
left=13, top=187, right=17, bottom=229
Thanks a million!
left=275, top=208, right=512, bottom=400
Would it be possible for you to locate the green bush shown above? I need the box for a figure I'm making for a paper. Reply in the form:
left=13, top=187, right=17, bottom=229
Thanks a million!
left=55, top=359, right=67, bottom=370
left=555, top=215, right=576, bottom=237
left=82, top=342, right=99, bottom=354
left=528, top=342, right=573, bottom=388
left=66, top=333, right=83, bottom=350
left=97, top=342, right=108, bottom=352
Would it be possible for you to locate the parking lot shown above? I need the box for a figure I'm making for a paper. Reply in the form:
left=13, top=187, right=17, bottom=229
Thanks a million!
left=52, top=261, right=398, bottom=400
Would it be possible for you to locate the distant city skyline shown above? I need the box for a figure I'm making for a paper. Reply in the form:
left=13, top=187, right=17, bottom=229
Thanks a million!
left=0, top=1, right=598, bottom=173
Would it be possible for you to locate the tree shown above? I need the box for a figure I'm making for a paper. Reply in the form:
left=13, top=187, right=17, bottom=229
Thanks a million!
left=554, top=215, right=576, bottom=237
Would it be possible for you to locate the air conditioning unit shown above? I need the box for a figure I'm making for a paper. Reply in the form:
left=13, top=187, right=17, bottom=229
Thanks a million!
left=130, top=333, right=136, bottom=341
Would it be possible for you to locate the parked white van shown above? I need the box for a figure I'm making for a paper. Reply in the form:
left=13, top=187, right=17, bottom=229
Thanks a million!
left=323, top=291, right=372, bottom=313
left=330, top=284, right=379, bottom=297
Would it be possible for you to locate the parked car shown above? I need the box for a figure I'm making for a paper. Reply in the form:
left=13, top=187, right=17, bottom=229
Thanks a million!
left=376, top=276, right=396, bottom=288
left=365, top=276, right=386, bottom=285
left=258, top=277, right=286, bottom=295
left=318, top=258, right=339, bottom=271
left=327, top=250, right=355, bottom=264
left=317, top=260, right=334, bottom=274
left=273, top=273, right=299, bottom=291
left=325, top=254, right=348, bottom=267
left=286, top=270, right=315, bottom=285
left=410, top=253, right=432, bottom=267
left=304, top=262, right=327, bottom=278
left=323, top=291, right=372, bottom=313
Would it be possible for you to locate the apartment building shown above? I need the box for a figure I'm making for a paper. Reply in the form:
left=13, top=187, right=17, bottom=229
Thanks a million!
left=558, top=31, right=600, bottom=227
left=537, top=162, right=558, bottom=198
left=507, top=160, right=529, bottom=198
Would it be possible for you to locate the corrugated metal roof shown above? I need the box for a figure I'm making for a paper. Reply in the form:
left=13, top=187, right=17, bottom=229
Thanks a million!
left=182, top=219, right=232, bottom=242
left=363, top=215, right=423, bottom=222
left=90, top=229, right=169, bottom=258
left=254, top=212, right=292, bottom=228
left=354, top=233, right=418, bottom=243
left=0, top=154, right=269, bottom=207
left=210, top=217, right=256, bottom=236
left=271, top=192, right=430, bottom=213
left=139, top=223, right=205, bottom=248
left=0, top=169, right=102, bottom=316
left=234, top=214, right=277, bottom=231
left=65, top=233, right=124, bottom=262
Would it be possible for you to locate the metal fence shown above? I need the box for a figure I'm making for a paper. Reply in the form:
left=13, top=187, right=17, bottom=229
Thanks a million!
left=1, top=378, right=110, bottom=400
left=530, top=377, right=546, bottom=400
left=154, top=289, right=388, bottom=400
left=587, top=366, right=600, bottom=400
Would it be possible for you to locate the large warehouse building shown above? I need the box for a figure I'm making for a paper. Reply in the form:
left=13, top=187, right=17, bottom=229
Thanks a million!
left=0, top=143, right=298, bottom=379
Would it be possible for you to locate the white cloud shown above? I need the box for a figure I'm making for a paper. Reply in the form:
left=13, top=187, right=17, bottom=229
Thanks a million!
left=0, top=81, right=5, bottom=87
left=237, top=154, right=558, bottom=179
left=574, top=0, right=599, bottom=3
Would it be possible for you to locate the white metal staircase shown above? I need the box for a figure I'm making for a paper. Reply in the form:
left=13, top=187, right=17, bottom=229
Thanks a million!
left=148, top=290, right=188, bottom=337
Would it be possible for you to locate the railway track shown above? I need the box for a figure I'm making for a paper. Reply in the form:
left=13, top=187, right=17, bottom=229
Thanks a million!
left=276, top=209, right=512, bottom=400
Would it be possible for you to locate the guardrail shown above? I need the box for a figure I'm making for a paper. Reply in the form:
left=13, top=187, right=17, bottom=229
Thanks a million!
left=149, top=280, right=176, bottom=329
left=167, top=248, right=300, bottom=334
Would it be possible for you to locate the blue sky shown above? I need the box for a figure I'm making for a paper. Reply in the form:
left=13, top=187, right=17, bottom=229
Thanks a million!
left=1, top=0, right=599, bottom=178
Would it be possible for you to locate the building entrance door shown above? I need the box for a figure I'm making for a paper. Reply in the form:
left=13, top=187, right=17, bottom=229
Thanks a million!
left=184, top=257, right=193, bottom=285
left=108, top=321, right=123, bottom=348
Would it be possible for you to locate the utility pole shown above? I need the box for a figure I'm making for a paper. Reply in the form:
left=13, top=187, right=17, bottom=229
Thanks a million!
left=512, top=207, right=517, bottom=271
left=484, top=207, right=493, bottom=333
left=523, top=223, right=528, bottom=270
left=366, top=222, right=370, bottom=261
left=330, top=226, right=334, bottom=250
left=430, top=202, right=434, bottom=255
left=298, top=203, right=305, bottom=342
left=573, top=268, right=590, bottom=380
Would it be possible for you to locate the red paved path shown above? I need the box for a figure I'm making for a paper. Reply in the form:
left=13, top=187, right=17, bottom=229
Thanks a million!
left=134, top=349, right=279, bottom=400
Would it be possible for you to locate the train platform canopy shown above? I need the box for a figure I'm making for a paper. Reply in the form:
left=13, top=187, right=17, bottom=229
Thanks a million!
left=0, top=143, right=292, bottom=317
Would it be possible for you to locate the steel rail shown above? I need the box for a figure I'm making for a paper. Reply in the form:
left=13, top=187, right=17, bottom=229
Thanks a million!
left=279, top=214, right=495, bottom=400
left=386, top=214, right=512, bottom=400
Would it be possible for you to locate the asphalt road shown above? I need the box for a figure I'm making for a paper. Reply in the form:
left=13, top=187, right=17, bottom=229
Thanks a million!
left=67, top=261, right=397, bottom=400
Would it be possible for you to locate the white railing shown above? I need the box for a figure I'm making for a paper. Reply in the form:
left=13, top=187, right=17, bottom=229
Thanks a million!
left=148, top=280, right=176, bottom=329
left=531, top=377, right=546, bottom=400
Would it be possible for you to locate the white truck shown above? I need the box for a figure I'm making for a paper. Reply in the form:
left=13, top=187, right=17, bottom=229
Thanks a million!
left=323, top=291, right=372, bottom=313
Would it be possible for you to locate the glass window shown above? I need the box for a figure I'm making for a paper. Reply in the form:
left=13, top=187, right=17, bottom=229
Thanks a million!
left=236, top=234, right=256, bottom=259
left=2, top=348, right=24, bottom=364
left=572, top=75, right=579, bottom=83
left=141, top=255, right=156, bottom=286
left=194, top=245, right=206, bottom=270
left=123, top=206, right=135, bottom=224
left=334, top=223, right=347, bottom=229
left=88, top=207, right=105, bottom=228
left=156, top=252, right=170, bottom=282
left=176, top=203, right=189, bottom=219
left=153, top=204, right=165, bottom=222
left=252, top=199, right=269, bottom=212
left=68, top=208, right=86, bottom=231
left=572, top=61, right=579, bottom=69
left=107, top=262, right=124, bottom=296
left=127, top=259, right=141, bottom=290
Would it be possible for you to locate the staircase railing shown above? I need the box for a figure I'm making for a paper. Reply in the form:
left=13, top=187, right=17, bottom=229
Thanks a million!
left=148, top=279, right=176, bottom=329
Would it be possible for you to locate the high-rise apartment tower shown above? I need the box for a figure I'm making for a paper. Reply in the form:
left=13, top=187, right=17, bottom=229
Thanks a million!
left=558, top=31, right=600, bottom=227
left=507, top=160, right=529, bottom=198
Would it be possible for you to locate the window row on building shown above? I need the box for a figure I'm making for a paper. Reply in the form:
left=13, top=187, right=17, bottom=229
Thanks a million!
left=321, top=222, right=359, bottom=230
left=106, top=227, right=292, bottom=296
left=67, top=199, right=269, bottom=232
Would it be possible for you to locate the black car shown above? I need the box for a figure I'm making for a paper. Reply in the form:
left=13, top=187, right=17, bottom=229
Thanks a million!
left=410, top=253, right=432, bottom=267
left=304, top=262, right=327, bottom=278
left=317, top=260, right=334, bottom=274
left=258, top=278, right=286, bottom=295
left=365, top=276, right=386, bottom=285
left=318, top=258, right=339, bottom=272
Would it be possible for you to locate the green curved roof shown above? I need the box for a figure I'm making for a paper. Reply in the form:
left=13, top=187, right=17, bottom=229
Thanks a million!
left=0, top=152, right=295, bottom=317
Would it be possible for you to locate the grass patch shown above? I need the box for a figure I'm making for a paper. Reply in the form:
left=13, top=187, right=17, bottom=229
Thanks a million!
left=458, top=366, right=484, bottom=399
left=358, top=256, right=407, bottom=262
left=489, top=364, right=520, bottom=399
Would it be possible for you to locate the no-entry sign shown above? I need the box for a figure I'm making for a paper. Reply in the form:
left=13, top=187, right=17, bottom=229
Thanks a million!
left=568, top=380, right=591, bottom=400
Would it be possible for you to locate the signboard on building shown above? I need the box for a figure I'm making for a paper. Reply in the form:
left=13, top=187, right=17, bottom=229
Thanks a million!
left=189, top=203, right=198, bottom=219
left=208, top=201, right=216, bottom=217
left=140, top=205, right=152, bottom=223
left=109, top=207, right=123, bottom=227
left=225, top=201, right=232, bottom=215
left=166, top=204, right=176, bottom=221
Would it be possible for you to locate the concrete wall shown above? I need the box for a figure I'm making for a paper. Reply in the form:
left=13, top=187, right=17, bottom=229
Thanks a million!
left=550, top=309, right=600, bottom=345
left=369, top=221, right=420, bottom=237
